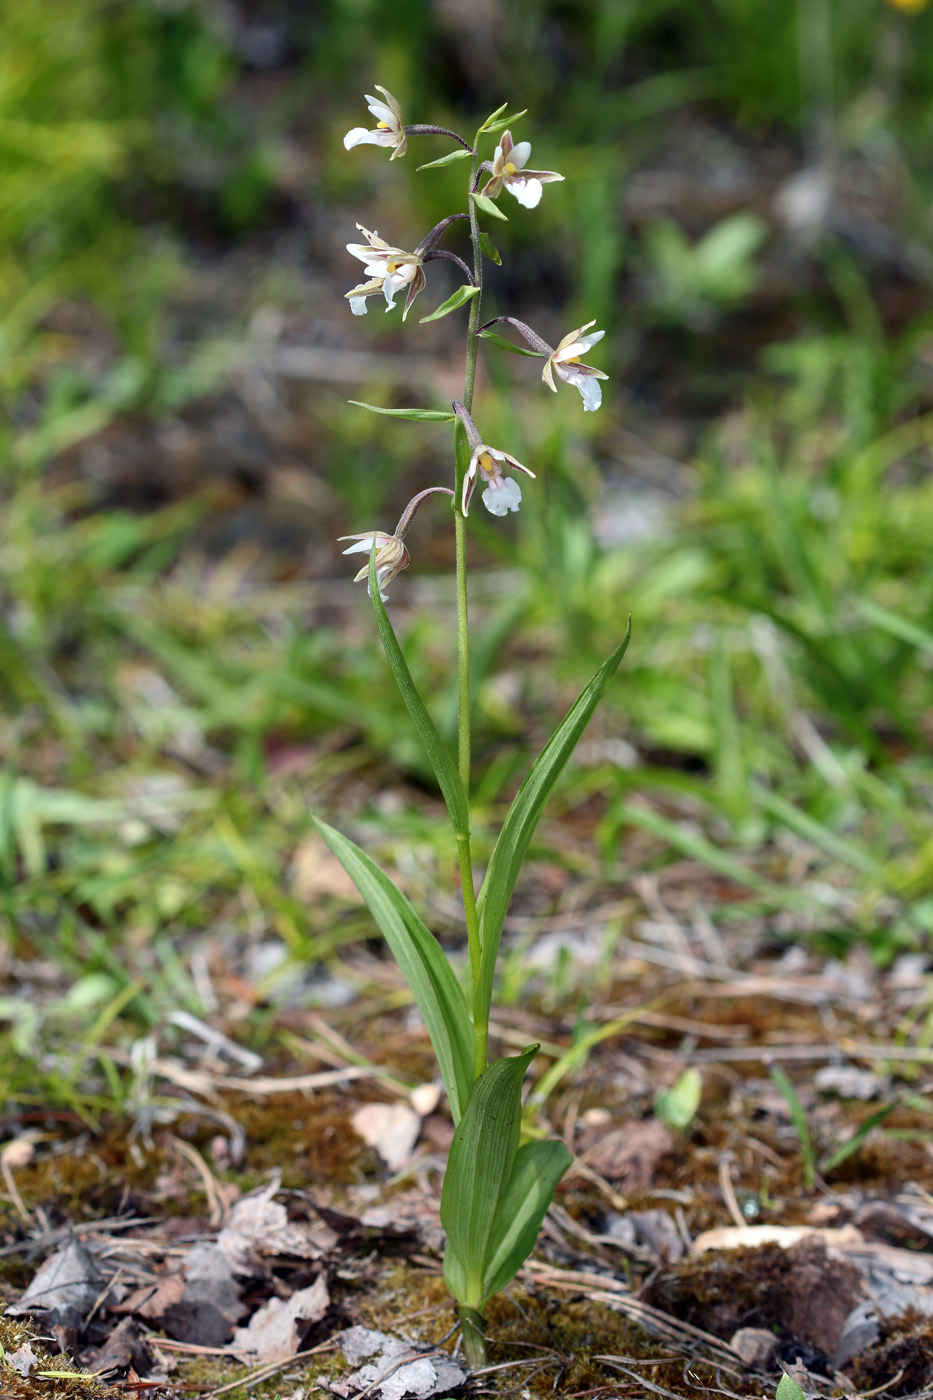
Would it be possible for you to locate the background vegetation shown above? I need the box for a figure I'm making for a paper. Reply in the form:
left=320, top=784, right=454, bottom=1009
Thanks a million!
left=3, top=0, right=933, bottom=1117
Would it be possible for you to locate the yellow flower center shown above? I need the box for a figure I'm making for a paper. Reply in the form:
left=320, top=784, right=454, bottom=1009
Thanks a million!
left=386, top=260, right=397, bottom=273
left=566, top=355, right=581, bottom=364
left=377, top=120, right=391, bottom=129
left=478, top=452, right=495, bottom=474
left=504, top=161, right=518, bottom=174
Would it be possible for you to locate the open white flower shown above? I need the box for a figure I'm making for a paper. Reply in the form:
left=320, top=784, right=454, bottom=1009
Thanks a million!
left=541, top=321, right=608, bottom=411
left=343, top=86, right=407, bottom=160
left=462, top=444, right=535, bottom=517
left=480, top=130, right=564, bottom=210
left=339, top=531, right=410, bottom=600
left=345, top=225, right=426, bottom=319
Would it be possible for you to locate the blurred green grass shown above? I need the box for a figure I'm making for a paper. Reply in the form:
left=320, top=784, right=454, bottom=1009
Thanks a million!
left=3, top=0, right=933, bottom=1115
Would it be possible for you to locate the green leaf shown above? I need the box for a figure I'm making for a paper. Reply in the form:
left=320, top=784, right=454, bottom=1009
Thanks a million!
left=367, top=549, right=471, bottom=842
left=476, top=623, right=631, bottom=1012
left=478, top=329, right=542, bottom=358
left=348, top=401, right=456, bottom=423
left=478, top=232, right=501, bottom=265
left=482, top=109, right=528, bottom=136
left=479, top=102, right=508, bottom=131
left=654, top=1068, right=702, bottom=1131
left=820, top=1102, right=898, bottom=1174
left=769, top=1064, right=816, bottom=1188
left=419, top=284, right=481, bottom=324
left=776, top=1375, right=807, bottom=1400
left=442, top=1045, right=537, bottom=1308
left=481, top=1138, right=572, bottom=1302
left=311, top=815, right=474, bottom=1125
left=470, top=192, right=508, bottom=222
left=416, top=148, right=472, bottom=171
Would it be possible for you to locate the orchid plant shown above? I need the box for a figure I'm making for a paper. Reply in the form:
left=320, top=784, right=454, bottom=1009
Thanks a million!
left=316, top=88, right=629, bottom=1368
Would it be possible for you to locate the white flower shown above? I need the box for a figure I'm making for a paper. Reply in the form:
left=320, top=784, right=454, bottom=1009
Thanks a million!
left=480, top=130, right=564, bottom=210
left=462, top=444, right=535, bottom=517
left=541, top=321, right=608, bottom=411
left=343, top=86, right=407, bottom=160
left=339, top=531, right=410, bottom=600
left=345, top=225, right=426, bottom=319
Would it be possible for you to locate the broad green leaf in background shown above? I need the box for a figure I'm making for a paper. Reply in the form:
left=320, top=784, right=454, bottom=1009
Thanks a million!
left=347, top=400, right=456, bottom=422
left=442, top=1045, right=537, bottom=1306
left=419, top=284, right=481, bottom=324
left=470, top=192, right=508, bottom=222
left=654, top=1067, right=702, bottom=1131
left=776, top=1374, right=807, bottom=1400
left=368, top=549, right=471, bottom=841
left=480, top=1138, right=572, bottom=1302
left=416, top=149, right=471, bottom=171
left=476, top=623, right=631, bottom=1011
left=311, top=816, right=474, bottom=1124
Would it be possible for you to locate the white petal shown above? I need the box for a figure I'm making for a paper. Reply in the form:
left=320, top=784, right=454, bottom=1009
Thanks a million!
left=349, top=297, right=368, bottom=316
left=559, top=366, right=603, bottom=412
left=507, top=177, right=543, bottom=209
left=366, top=99, right=397, bottom=128
left=482, top=476, right=523, bottom=515
left=509, top=141, right=532, bottom=170
left=342, top=536, right=377, bottom=555
left=558, top=329, right=605, bottom=360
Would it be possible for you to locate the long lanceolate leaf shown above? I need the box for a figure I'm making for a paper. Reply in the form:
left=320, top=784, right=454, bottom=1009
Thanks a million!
left=312, top=816, right=474, bottom=1125
left=369, top=548, right=471, bottom=842
left=476, top=622, right=631, bottom=1012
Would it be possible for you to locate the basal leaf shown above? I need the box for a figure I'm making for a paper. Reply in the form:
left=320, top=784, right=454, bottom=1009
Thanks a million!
left=481, top=1139, right=572, bottom=1303
left=478, top=329, right=542, bottom=358
left=312, top=815, right=474, bottom=1124
left=416, top=149, right=472, bottom=171
left=419, top=284, right=481, bottom=324
left=441, top=1045, right=537, bottom=1307
left=470, top=192, right=508, bottom=222
left=476, top=622, right=631, bottom=1012
left=368, top=548, right=471, bottom=842
left=348, top=400, right=456, bottom=422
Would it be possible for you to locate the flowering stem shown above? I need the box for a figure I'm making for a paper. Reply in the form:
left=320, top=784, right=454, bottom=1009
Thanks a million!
left=455, top=134, right=490, bottom=1091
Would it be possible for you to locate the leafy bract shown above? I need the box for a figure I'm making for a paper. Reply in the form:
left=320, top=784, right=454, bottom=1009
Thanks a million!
left=441, top=1045, right=537, bottom=1307
left=419, top=285, right=480, bottom=324
left=416, top=149, right=471, bottom=171
left=470, top=192, right=508, bottom=222
left=369, top=548, right=470, bottom=841
left=482, top=109, right=527, bottom=136
left=478, top=232, right=501, bottom=266
left=476, top=623, right=631, bottom=1012
left=348, top=400, right=456, bottom=422
left=478, top=329, right=542, bottom=357
left=311, top=815, right=474, bottom=1125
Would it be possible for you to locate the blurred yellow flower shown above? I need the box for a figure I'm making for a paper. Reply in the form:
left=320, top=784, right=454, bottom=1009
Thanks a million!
left=885, top=0, right=929, bottom=12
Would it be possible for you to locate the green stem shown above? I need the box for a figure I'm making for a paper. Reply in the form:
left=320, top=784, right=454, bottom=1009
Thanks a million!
left=458, top=1303, right=488, bottom=1370
left=455, top=135, right=488, bottom=1080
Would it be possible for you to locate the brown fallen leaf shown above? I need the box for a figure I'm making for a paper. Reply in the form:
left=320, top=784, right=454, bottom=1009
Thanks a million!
left=229, top=1276, right=330, bottom=1365
left=351, top=1103, right=421, bottom=1173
